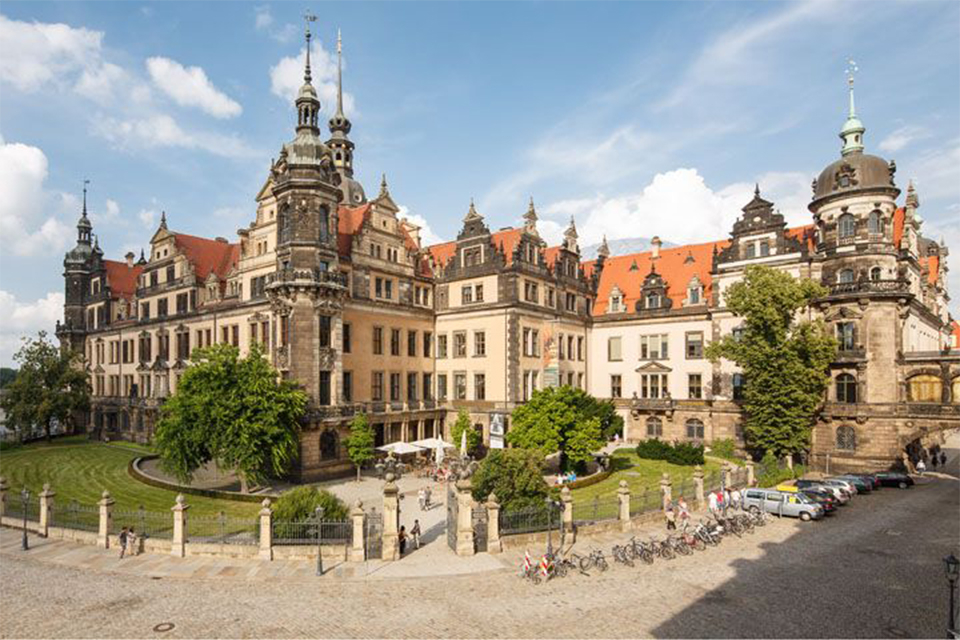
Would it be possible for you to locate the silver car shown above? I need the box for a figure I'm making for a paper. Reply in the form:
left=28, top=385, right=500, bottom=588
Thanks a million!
left=823, top=478, right=859, bottom=496
left=742, top=489, right=825, bottom=521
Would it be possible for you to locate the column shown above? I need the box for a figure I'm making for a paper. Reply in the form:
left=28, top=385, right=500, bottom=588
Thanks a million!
left=660, top=472, right=672, bottom=511
left=350, top=499, right=366, bottom=563
left=98, top=490, right=114, bottom=549
left=382, top=479, right=400, bottom=561
left=455, top=479, right=475, bottom=557
left=171, top=493, right=189, bottom=558
left=485, top=493, right=502, bottom=554
left=0, top=477, right=8, bottom=519
left=693, top=466, right=705, bottom=511
left=258, top=498, right=273, bottom=561
left=617, top=480, right=631, bottom=531
left=560, top=486, right=574, bottom=544
left=39, top=483, right=55, bottom=537
left=723, top=462, right=733, bottom=489
left=745, top=461, right=756, bottom=487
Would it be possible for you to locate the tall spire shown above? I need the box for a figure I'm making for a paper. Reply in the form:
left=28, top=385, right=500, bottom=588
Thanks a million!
left=76, top=179, right=92, bottom=245
left=303, top=12, right=316, bottom=84
left=840, top=58, right=865, bottom=156
left=336, top=29, right=344, bottom=115
left=523, top=197, right=538, bottom=234
left=295, top=13, right=320, bottom=135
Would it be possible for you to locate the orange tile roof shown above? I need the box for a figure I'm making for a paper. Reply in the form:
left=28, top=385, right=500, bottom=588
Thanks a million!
left=893, top=207, right=905, bottom=247
left=925, top=254, right=939, bottom=285
left=785, top=224, right=817, bottom=251
left=173, top=233, right=239, bottom=281
left=426, top=228, right=526, bottom=268
left=337, top=203, right=371, bottom=257
left=103, top=260, right=143, bottom=299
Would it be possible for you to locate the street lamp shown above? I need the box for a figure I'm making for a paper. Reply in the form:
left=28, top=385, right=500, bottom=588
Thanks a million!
left=315, top=506, right=325, bottom=576
left=21, top=488, right=30, bottom=551
left=945, top=554, right=959, bottom=638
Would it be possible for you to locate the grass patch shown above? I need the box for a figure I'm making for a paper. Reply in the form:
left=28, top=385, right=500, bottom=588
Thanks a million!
left=570, top=449, right=723, bottom=504
left=0, top=440, right=258, bottom=523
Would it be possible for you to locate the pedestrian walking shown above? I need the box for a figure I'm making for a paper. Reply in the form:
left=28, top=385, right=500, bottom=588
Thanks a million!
left=411, top=519, right=422, bottom=549
left=399, top=525, right=407, bottom=555
left=941, top=451, right=947, bottom=467
left=424, top=486, right=432, bottom=510
left=707, top=491, right=719, bottom=520
left=118, top=527, right=129, bottom=559
left=730, top=487, right=742, bottom=511
left=127, top=528, right=138, bottom=557
left=665, top=503, right=677, bottom=531
left=417, top=487, right=426, bottom=511
left=916, top=459, right=926, bottom=476
left=931, top=455, right=939, bottom=470
left=677, top=496, right=690, bottom=524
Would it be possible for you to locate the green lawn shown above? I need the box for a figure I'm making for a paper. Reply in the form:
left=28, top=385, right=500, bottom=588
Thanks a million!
left=0, top=440, right=259, bottom=522
left=570, top=450, right=724, bottom=504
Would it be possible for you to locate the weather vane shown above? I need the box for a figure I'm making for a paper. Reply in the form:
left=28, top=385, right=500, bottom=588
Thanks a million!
left=82, top=178, right=90, bottom=212
left=303, top=11, right=317, bottom=33
left=846, top=58, right=858, bottom=87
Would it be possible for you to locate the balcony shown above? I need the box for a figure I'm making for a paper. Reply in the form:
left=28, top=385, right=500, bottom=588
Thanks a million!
left=828, top=279, right=908, bottom=296
left=265, top=268, right=348, bottom=288
left=834, top=348, right=866, bottom=363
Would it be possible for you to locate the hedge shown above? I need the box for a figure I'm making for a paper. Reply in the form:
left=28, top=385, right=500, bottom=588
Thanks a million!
left=635, top=439, right=704, bottom=466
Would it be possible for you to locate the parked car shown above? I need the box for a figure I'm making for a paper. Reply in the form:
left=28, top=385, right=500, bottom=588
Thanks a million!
left=818, top=478, right=859, bottom=496
left=800, top=488, right=838, bottom=514
left=850, top=473, right=881, bottom=489
left=796, top=479, right=852, bottom=503
left=833, top=475, right=873, bottom=493
left=742, top=489, right=825, bottom=521
left=874, top=472, right=915, bottom=489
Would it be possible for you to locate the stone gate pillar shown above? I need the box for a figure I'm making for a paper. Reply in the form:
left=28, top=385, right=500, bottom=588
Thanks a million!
left=485, top=493, right=502, bottom=554
left=745, top=461, right=756, bottom=487
left=171, top=494, right=189, bottom=558
left=560, top=486, right=574, bottom=543
left=693, top=466, right=705, bottom=511
left=259, top=498, right=273, bottom=561
left=98, top=490, right=114, bottom=549
left=660, top=472, right=673, bottom=511
left=39, top=483, right=55, bottom=537
left=0, top=477, right=7, bottom=519
left=382, top=478, right=400, bottom=561
left=617, top=480, right=631, bottom=531
left=455, top=479, right=475, bottom=557
left=350, top=499, right=366, bottom=563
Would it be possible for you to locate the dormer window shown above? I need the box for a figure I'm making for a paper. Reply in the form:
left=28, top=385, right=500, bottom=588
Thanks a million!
left=759, top=240, right=770, bottom=257
left=688, top=286, right=700, bottom=305
left=646, top=292, right=661, bottom=309
left=745, top=243, right=756, bottom=259
left=463, top=247, right=482, bottom=266
left=609, top=294, right=622, bottom=313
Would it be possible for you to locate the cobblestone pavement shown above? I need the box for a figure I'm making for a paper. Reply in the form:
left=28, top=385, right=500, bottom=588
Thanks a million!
left=2, top=437, right=957, bottom=638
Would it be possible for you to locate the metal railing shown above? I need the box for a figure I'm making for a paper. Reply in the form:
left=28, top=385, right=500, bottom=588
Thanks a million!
left=571, top=496, right=620, bottom=525
left=51, top=501, right=100, bottom=532
left=272, top=519, right=352, bottom=546
left=5, top=496, right=40, bottom=522
left=189, top=512, right=259, bottom=545
left=629, top=487, right=660, bottom=516
left=499, top=505, right=553, bottom=535
left=112, top=506, right=174, bottom=540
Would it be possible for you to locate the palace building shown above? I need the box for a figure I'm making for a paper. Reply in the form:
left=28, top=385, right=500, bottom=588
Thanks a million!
left=58, top=30, right=960, bottom=477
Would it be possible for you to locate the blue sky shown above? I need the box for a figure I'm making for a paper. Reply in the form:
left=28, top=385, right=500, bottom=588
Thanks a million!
left=1, top=0, right=958, bottom=365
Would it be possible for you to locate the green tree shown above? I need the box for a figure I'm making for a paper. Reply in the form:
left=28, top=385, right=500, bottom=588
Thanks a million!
left=0, top=367, right=17, bottom=389
left=706, top=265, right=836, bottom=459
left=450, top=408, right=481, bottom=454
left=508, top=386, right=607, bottom=472
left=154, top=343, right=306, bottom=492
left=344, top=412, right=375, bottom=481
left=272, top=485, right=348, bottom=522
left=471, top=448, right=551, bottom=511
left=0, top=332, right=89, bottom=441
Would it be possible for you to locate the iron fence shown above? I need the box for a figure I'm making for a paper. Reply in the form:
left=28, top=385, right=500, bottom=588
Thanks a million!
left=51, top=500, right=100, bottom=532
left=190, top=512, right=259, bottom=545
left=571, top=496, right=620, bottom=525
left=112, top=506, right=174, bottom=540
left=629, top=486, right=661, bottom=516
left=705, top=470, right=724, bottom=493
left=674, top=477, right=696, bottom=504
left=5, top=495, right=40, bottom=522
left=272, top=519, right=352, bottom=546
left=499, top=505, right=553, bottom=535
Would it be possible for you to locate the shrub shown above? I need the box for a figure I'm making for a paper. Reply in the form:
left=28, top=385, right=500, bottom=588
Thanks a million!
left=635, top=438, right=673, bottom=460
left=635, top=439, right=704, bottom=466
left=756, top=451, right=807, bottom=487
left=273, top=485, right=348, bottom=523
left=471, top=449, right=551, bottom=511
left=709, top=438, right=739, bottom=461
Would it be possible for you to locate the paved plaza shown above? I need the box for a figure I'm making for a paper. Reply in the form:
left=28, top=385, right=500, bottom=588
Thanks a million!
left=1, top=436, right=957, bottom=638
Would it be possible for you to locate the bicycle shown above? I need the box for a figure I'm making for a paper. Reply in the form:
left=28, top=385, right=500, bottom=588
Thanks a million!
left=611, top=544, right=635, bottom=567
left=578, top=548, right=609, bottom=573
left=629, top=536, right=655, bottom=565
left=649, top=534, right=675, bottom=560
left=680, top=522, right=706, bottom=552
left=666, top=533, right=693, bottom=556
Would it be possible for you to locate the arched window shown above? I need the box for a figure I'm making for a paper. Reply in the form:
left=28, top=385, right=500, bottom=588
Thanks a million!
left=646, top=417, right=662, bottom=437
left=685, top=419, right=705, bottom=440
left=838, top=269, right=855, bottom=284
left=870, top=267, right=882, bottom=282
left=868, top=210, right=883, bottom=235
left=836, top=425, right=857, bottom=451
left=836, top=373, right=858, bottom=403
left=838, top=213, right=856, bottom=239
left=320, top=429, right=339, bottom=460
left=908, top=374, right=942, bottom=403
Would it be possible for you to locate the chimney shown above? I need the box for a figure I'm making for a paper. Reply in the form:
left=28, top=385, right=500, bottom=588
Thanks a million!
left=125, top=251, right=135, bottom=267
left=651, top=236, right=662, bottom=259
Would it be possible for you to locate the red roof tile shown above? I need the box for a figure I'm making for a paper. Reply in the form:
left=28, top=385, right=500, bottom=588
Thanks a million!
left=925, top=254, right=939, bottom=285
left=893, top=207, right=905, bottom=247
left=103, top=260, right=143, bottom=299
left=427, top=228, right=528, bottom=268
left=337, top=203, right=371, bottom=257
left=173, top=233, right=239, bottom=281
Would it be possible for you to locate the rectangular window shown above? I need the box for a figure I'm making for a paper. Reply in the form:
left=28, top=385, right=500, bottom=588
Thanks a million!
left=373, top=327, right=383, bottom=355
left=407, top=373, right=418, bottom=401
left=260, top=321, right=269, bottom=350
left=454, top=332, right=467, bottom=358
left=319, top=316, right=331, bottom=348
left=423, top=332, right=432, bottom=358
left=640, top=334, right=669, bottom=359
left=454, top=373, right=467, bottom=400
left=176, top=332, right=190, bottom=360
left=475, top=284, right=484, bottom=302
left=437, top=334, right=448, bottom=358
left=141, top=301, right=150, bottom=320
left=558, top=333, right=565, bottom=360
left=221, top=326, right=229, bottom=344
left=232, top=325, right=239, bottom=347
left=343, top=323, right=351, bottom=353
left=639, top=373, right=669, bottom=399
left=176, top=293, right=188, bottom=314
left=685, top=332, right=704, bottom=359
left=166, top=265, right=175, bottom=283
left=566, top=293, right=576, bottom=312
left=745, top=242, right=756, bottom=259
left=375, top=277, right=383, bottom=298
left=567, top=335, right=574, bottom=361
left=437, top=374, right=448, bottom=401
left=836, top=322, right=856, bottom=351
left=532, top=330, right=540, bottom=357
left=474, top=331, right=486, bottom=357
left=407, top=330, right=417, bottom=357
left=522, top=328, right=531, bottom=356
left=474, top=373, right=486, bottom=400
left=372, top=372, right=384, bottom=401
left=318, top=371, right=331, bottom=406
left=688, top=373, right=703, bottom=399
left=390, top=373, right=401, bottom=402
left=385, top=280, right=393, bottom=299
left=547, top=288, right=555, bottom=308
left=608, top=336, right=622, bottom=361
left=524, top=281, right=538, bottom=303
left=733, top=373, right=745, bottom=401
left=391, top=329, right=401, bottom=356
left=611, top=375, right=622, bottom=398
left=463, top=247, right=481, bottom=266
left=157, top=298, right=168, bottom=318
left=150, top=271, right=158, bottom=287
left=423, top=373, right=433, bottom=400
left=343, top=371, right=353, bottom=402
left=462, top=285, right=473, bottom=304
left=578, top=336, right=584, bottom=361
left=759, top=240, right=771, bottom=257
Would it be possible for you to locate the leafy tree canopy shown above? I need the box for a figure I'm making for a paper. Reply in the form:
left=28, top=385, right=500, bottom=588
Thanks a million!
left=154, top=343, right=307, bottom=492
left=471, top=448, right=551, bottom=511
left=344, top=412, right=375, bottom=481
left=272, top=485, right=348, bottom=522
left=0, top=332, right=89, bottom=441
left=706, top=265, right=836, bottom=459
left=0, top=367, right=18, bottom=389
left=450, top=408, right=482, bottom=454
left=508, top=386, right=608, bottom=472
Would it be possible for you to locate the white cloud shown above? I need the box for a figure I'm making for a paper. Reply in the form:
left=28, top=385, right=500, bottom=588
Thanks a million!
left=254, top=6, right=273, bottom=30
left=254, top=6, right=298, bottom=43
left=138, top=208, right=158, bottom=229
left=0, top=290, right=65, bottom=367
left=269, top=41, right=355, bottom=115
left=540, top=168, right=812, bottom=248
left=91, top=114, right=259, bottom=158
left=146, top=56, right=242, bottom=119
left=0, top=15, right=103, bottom=92
left=0, top=140, right=72, bottom=257
left=879, top=125, right=931, bottom=153
left=397, top=207, right=445, bottom=246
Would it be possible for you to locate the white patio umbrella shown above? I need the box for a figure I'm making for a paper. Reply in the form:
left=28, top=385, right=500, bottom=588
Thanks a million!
left=376, top=441, right=425, bottom=456
left=410, top=437, right=454, bottom=449
left=434, top=443, right=444, bottom=467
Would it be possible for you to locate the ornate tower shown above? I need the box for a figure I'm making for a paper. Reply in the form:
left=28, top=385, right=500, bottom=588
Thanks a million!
left=266, top=15, right=348, bottom=415
left=58, top=181, right=96, bottom=354
left=326, top=29, right=366, bottom=205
